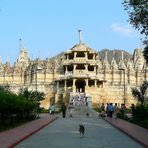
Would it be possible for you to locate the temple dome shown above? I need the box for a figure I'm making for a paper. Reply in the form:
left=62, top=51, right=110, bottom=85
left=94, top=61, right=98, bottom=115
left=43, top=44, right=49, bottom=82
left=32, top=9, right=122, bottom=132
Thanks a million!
left=65, top=43, right=96, bottom=54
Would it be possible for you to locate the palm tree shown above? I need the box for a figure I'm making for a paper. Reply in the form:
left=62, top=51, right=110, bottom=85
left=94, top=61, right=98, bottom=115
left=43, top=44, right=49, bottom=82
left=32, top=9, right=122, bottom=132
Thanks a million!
left=19, top=88, right=45, bottom=102
left=132, top=81, right=148, bottom=107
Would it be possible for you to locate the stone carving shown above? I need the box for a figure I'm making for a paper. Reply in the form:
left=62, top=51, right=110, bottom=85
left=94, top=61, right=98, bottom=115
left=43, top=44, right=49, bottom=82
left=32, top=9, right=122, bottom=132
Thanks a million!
left=0, top=43, right=147, bottom=109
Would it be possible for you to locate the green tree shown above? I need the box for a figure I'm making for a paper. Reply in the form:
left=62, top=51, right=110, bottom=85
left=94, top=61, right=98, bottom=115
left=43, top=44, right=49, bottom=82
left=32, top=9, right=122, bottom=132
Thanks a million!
left=19, top=88, right=45, bottom=102
left=123, top=0, right=148, bottom=36
left=131, top=81, right=148, bottom=106
left=19, top=88, right=45, bottom=116
left=123, top=0, right=148, bottom=64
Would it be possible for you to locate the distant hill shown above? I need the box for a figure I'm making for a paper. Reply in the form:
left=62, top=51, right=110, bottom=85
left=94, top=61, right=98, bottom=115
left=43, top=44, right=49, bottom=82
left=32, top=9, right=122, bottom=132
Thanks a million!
left=51, top=49, right=133, bottom=64
left=98, top=49, right=133, bottom=63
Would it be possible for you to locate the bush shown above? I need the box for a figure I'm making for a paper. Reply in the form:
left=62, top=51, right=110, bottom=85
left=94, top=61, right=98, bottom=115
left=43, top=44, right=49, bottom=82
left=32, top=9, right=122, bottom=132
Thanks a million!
left=129, top=103, right=148, bottom=129
left=132, top=104, right=148, bottom=121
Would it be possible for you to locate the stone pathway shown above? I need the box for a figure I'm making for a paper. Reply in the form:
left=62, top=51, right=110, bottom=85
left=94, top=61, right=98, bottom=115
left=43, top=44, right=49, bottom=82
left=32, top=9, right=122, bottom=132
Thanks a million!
left=15, top=108, right=143, bottom=148
left=0, top=107, right=147, bottom=148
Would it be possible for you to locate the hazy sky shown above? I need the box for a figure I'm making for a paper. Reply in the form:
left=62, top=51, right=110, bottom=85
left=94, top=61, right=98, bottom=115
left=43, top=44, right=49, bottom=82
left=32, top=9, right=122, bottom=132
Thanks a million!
left=0, top=0, right=144, bottom=65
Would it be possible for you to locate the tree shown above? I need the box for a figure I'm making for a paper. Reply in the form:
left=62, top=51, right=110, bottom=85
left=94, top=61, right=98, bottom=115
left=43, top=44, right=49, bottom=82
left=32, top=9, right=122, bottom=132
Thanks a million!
left=143, top=45, right=148, bottom=64
left=123, top=0, right=148, bottom=36
left=131, top=81, right=148, bottom=106
left=123, top=0, right=148, bottom=63
left=19, top=88, right=45, bottom=102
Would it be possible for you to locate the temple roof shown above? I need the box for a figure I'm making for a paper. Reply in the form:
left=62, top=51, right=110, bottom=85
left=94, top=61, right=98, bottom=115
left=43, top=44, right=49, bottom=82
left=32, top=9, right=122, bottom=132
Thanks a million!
left=65, top=43, right=96, bottom=54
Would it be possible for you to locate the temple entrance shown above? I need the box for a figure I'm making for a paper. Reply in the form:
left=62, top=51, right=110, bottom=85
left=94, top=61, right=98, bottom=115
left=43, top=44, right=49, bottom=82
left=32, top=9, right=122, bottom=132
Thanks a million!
left=75, top=79, right=85, bottom=93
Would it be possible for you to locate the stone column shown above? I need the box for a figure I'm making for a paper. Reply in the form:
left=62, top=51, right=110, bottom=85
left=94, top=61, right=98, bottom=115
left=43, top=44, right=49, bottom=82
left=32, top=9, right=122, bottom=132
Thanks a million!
left=64, top=80, right=67, bottom=91
left=93, top=54, right=95, bottom=60
left=65, top=66, right=68, bottom=74
left=95, top=80, right=97, bottom=87
left=94, top=66, right=96, bottom=74
left=57, top=81, right=59, bottom=91
left=85, top=65, right=88, bottom=72
left=74, top=52, right=77, bottom=59
left=85, top=52, right=88, bottom=59
left=73, top=79, right=76, bottom=92
left=86, top=79, right=88, bottom=87
left=73, top=64, right=76, bottom=75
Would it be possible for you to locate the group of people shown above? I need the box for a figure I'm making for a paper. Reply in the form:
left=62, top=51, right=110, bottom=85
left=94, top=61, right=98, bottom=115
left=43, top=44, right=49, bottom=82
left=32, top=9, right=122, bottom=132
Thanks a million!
left=100, top=103, right=119, bottom=119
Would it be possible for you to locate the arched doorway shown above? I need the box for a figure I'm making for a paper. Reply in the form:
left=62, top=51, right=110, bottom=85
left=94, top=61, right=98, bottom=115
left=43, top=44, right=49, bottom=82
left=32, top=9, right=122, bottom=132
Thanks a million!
left=75, top=79, right=86, bottom=93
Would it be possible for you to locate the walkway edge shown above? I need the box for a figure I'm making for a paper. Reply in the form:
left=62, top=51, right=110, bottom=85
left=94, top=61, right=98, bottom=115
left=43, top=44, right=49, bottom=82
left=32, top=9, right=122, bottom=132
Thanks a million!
left=0, top=115, right=58, bottom=148
left=103, top=117, right=148, bottom=147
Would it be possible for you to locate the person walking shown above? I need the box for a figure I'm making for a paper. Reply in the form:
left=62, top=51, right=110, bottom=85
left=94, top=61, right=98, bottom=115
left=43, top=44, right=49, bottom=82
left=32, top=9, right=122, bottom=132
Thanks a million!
left=61, top=102, right=67, bottom=118
left=108, top=103, right=113, bottom=118
left=50, top=104, right=55, bottom=115
left=113, top=103, right=118, bottom=119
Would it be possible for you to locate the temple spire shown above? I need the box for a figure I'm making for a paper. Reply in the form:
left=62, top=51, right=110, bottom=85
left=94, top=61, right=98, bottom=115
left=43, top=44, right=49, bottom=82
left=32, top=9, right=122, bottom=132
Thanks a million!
left=19, top=38, right=22, bottom=51
left=78, top=30, right=83, bottom=43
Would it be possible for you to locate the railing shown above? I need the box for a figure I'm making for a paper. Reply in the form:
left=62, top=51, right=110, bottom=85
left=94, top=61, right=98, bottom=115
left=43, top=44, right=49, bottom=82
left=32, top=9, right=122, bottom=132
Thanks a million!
left=58, top=71, right=104, bottom=80
left=63, top=58, right=97, bottom=64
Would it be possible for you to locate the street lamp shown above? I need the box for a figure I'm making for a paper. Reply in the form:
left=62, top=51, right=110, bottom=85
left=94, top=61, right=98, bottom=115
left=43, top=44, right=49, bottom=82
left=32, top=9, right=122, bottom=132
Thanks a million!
left=35, top=66, right=42, bottom=119
left=119, top=68, right=126, bottom=105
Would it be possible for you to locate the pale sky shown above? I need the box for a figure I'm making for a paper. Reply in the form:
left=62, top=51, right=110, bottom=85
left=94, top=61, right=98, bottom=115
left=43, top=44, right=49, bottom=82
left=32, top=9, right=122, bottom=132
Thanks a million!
left=0, top=0, right=144, bottom=65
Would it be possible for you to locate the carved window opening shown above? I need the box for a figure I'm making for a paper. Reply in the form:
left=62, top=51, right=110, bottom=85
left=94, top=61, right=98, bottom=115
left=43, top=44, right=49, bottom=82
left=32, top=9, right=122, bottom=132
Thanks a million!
left=88, top=80, right=94, bottom=87
left=75, top=79, right=85, bottom=93
left=67, top=80, right=73, bottom=87
left=88, top=66, right=94, bottom=71
left=67, top=65, right=73, bottom=71
left=76, top=64, right=85, bottom=70
left=76, top=52, right=85, bottom=57
left=69, top=53, right=74, bottom=59
left=88, top=54, right=93, bottom=59
left=59, top=81, right=64, bottom=88
left=97, top=81, right=103, bottom=88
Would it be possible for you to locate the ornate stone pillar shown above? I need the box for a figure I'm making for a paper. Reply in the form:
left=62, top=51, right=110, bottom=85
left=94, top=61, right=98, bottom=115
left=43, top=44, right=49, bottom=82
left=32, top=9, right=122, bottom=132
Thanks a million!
left=73, top=64, right=76, bottom=75
left=94, top=66, right=96, bottom=74
left=73, top=79, right=76, bottom=92
left=66, top=54, right=69, bottom=60
left=93, top=54, right=95, bottom=60
left=95, top=80, right=97, bottom=87
left=74, top=52, right=77, bottom=59
left=65, top=66, right=68, bottom=74
left=85, top=52, right=88, bottom=59
left=85, top=65, right=88, bottom=72
left=86, top=79, right=88, bottom=87
left=64, top=80, right=67, bottom=91
left=57, top=81, right=59, bottom=91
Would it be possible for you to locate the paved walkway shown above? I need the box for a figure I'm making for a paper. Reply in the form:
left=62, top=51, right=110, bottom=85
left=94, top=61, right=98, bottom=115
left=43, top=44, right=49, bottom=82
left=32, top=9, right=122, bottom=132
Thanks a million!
left=103, top=117, right=148, bottom=147
left=0, top=108, right=147, bottom=148
left=0, top=114, right=58, bottom=148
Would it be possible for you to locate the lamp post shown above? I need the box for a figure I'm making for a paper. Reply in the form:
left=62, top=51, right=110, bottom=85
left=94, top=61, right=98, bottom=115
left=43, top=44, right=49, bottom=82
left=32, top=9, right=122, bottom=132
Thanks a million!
left=35, top=65, right=42, bottom=119
left=119, top=68, right=126, bottom=105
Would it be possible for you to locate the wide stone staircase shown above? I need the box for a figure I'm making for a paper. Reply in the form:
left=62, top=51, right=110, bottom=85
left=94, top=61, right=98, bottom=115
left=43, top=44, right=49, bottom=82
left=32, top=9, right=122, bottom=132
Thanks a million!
left=67, top=105, right=98, bottom=118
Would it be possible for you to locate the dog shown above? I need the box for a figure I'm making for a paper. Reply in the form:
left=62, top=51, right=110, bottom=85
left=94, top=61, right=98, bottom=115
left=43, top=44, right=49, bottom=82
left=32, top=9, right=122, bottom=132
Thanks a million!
left=86, top=112, right=89, bottom=117
left=79, top=124, right=85, bottom=136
